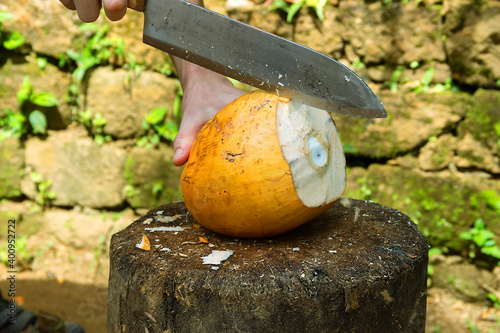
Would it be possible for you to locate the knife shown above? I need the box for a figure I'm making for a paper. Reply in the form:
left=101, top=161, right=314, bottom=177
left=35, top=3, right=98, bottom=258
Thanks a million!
left=127, top=0, right=387, bottom=118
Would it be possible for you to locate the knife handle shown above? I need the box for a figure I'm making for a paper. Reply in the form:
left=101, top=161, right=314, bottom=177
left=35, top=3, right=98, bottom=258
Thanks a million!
left=128, top=0, right=145, bottom=12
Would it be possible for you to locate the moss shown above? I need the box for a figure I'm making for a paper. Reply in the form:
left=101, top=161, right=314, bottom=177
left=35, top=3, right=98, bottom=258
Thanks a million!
left=481, top=190, right=500, bottom=215
left=458, top=89, right=500, bottom=155
left=18, top=211, right=44, bottom=238
left=345, top=164, right=499, bottom=252
left=431, top=143, right=451, bottom=166
left=335, top=91, right=470, bottom=160
left=447, top=273, right=486, bottom=300
left=124, top=156, right=135, bottom=185
left=124, top=146, right=183, bottom=210
left=0, top=138, right=24, bottom=198
left=457, top=149, right=485, bottom=164
left=0, top=82, right=9, bottom=98
left=0, top=211, right=20, bottom=238
left=334, top=116, right=400, bottom=160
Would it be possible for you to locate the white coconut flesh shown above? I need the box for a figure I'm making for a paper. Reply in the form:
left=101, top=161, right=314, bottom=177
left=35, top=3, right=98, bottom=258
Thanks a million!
left=276, top=99, right=346, bottom=208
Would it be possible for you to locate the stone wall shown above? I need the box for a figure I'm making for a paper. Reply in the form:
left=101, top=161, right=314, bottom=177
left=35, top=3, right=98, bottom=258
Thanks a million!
left=0, top=0, right=499, bottom=260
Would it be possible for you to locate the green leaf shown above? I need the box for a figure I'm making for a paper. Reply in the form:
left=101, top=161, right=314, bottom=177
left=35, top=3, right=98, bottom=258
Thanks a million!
left=155, top=63, right=172, bottom=76
left=92, top=113, right=107, bottom=127
left=0, top=109, right=26, bottom=139
left=94, top=134, right=106, bottom=146
left=409, top=61, right=420, bottom=69
left=152, top=181, right=163, bottom=196
left=136, top=136, right=149, bottom=148
left=145, top=107, right=168, bottom=125
left=29, top=171, right=44, bottom=183
left=314, top=6, right=324, bottom=21
left=30, top=92, right=59, bottom=107
left=309, top=0, right=327, bottom=21
left=480, top=190, right=500, bottom=214
left=474, top=218, right=486, bottom=230
left=482, top=246, right=500, bottom=260
left=154, top=120, right=178, bottom=142
left=472, top=229, right=494, bottom=247
left=77, top=110, right=93, bottom=127
left=487, top=292, right=500, bottom=303
left=17, top=77, right=32, bottom=106
left=78, top=23, right=101, bottom=32
left=0, top=11, right=13, bottom=23
left=352, top=58, right=365, bottom=69
left=460, top=231, right=473, bottom=241
left=422, top=67, right=435, bottom=86
left=142, top=118, right=151, bottom=131
left=484, top=239, right=496, bottom=248
left=46, top=190, right=56, bottom=200
left=150, top=133, right=160, bottom=145
left=65, top=50, right=81, bottom=62
left=428, top=247, right=443, bottom=258
left=114, top=38, right=125, bottom=58
left=494, top=122, right=500, bottom=137
left=3, top=31, right=25, bottom=50
left=343, top=143, right=358, bottom=154
left=386, top=66, right=404, bottom=92
left=37, top=57, right=48, bottom=70
left=287, top=0, right=305, bottom=23
left=28, top=110, right=47, bottom=134
left=427, top=264, right=434, bottom=276
left=37, top=180, right=50, bottom=193
left=269, top=0, right=289, bottom=11
left=72, top=66, right=86, bottom=83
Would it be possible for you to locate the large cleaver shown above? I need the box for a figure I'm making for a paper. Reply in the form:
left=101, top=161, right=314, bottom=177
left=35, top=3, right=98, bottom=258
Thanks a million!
left=127, top=0, right=387, bottom=118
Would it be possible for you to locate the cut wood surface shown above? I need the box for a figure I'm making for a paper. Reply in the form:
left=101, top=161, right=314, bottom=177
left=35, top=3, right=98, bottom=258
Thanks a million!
left=108, top=199, right=429, bottom=333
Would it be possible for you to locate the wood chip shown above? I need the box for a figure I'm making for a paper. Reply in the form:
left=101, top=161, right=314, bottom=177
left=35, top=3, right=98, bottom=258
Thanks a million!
left=136, top=234, right=151, bottom=251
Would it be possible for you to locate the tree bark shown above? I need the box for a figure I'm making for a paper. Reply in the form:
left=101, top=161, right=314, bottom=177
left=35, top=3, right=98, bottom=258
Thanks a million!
left=108, top=199, right=428, bottom=332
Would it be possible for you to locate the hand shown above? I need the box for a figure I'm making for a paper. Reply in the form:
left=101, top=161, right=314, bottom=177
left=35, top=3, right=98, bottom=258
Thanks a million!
left=172, top=71, right=245, bottom=166
left=60, top=0, right=245, bottom=167
left=59, top=0, right=128, bottom=22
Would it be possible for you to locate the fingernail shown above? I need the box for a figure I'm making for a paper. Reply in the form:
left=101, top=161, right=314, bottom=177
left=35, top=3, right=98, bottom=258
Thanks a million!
left=174, top=148, right=183, bottom=161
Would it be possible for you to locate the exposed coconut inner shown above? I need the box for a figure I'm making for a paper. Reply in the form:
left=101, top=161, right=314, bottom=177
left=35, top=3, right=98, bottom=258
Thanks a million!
left=307, top=135, right=328, bottom=168
left=276, top=99, right=346, bottom=208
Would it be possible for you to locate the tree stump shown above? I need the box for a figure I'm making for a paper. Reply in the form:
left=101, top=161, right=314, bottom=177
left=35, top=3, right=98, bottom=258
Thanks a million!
left=108, top=199, right=428, bottom=332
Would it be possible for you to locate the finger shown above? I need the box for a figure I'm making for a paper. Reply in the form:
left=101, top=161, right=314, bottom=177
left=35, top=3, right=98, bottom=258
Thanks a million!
left=72, top=0, right=102, bottom=22
left=102, top=0, right=128, bottom=21
left=172, top=143, right=189, bottom=167
left=173, top=122, right=203, bottom=166
left=59, top=0, right=77, bottom=10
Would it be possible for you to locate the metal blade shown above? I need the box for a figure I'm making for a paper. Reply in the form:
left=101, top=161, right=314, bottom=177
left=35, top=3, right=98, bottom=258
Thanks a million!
left=142, top=0, right=387, bottom=118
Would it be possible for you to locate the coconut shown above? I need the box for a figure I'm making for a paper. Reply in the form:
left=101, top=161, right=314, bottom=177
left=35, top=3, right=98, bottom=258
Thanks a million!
left=181, top=90, right=346, bottom=238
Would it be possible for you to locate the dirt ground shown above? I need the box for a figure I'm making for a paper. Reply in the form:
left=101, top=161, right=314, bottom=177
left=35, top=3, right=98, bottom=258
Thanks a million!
left=0, top=252, right=109, bottom=332
left=427, top=288, right=500, bottom=333
left=0, top=274, right=107, bottom=332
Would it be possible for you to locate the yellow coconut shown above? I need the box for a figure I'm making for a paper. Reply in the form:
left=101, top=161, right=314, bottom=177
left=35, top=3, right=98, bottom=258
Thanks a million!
left=181, top=90, right=346, bottom=238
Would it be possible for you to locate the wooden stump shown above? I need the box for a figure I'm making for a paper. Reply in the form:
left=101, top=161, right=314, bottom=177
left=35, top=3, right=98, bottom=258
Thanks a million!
left=108, top=199, right=428, bottom=332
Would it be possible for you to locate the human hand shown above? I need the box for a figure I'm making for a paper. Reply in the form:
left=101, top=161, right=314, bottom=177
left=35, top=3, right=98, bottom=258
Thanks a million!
left=59, top=0, right=243, bottom=167
left=59, top=0, right=128, bottom=22
left=172, top=70, right=245, bottom=166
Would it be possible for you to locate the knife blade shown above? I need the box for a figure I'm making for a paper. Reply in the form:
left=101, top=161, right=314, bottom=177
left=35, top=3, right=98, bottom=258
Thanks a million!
left=128, top=0, right=387, bottom=118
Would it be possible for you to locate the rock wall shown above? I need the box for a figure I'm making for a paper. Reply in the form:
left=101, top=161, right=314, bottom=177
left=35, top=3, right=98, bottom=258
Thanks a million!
left=0, top=0, right=499, bottom=261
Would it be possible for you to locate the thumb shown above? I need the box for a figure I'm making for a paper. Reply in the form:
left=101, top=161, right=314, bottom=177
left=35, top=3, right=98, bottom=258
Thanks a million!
left=172, top=119, right=206, bottom=166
